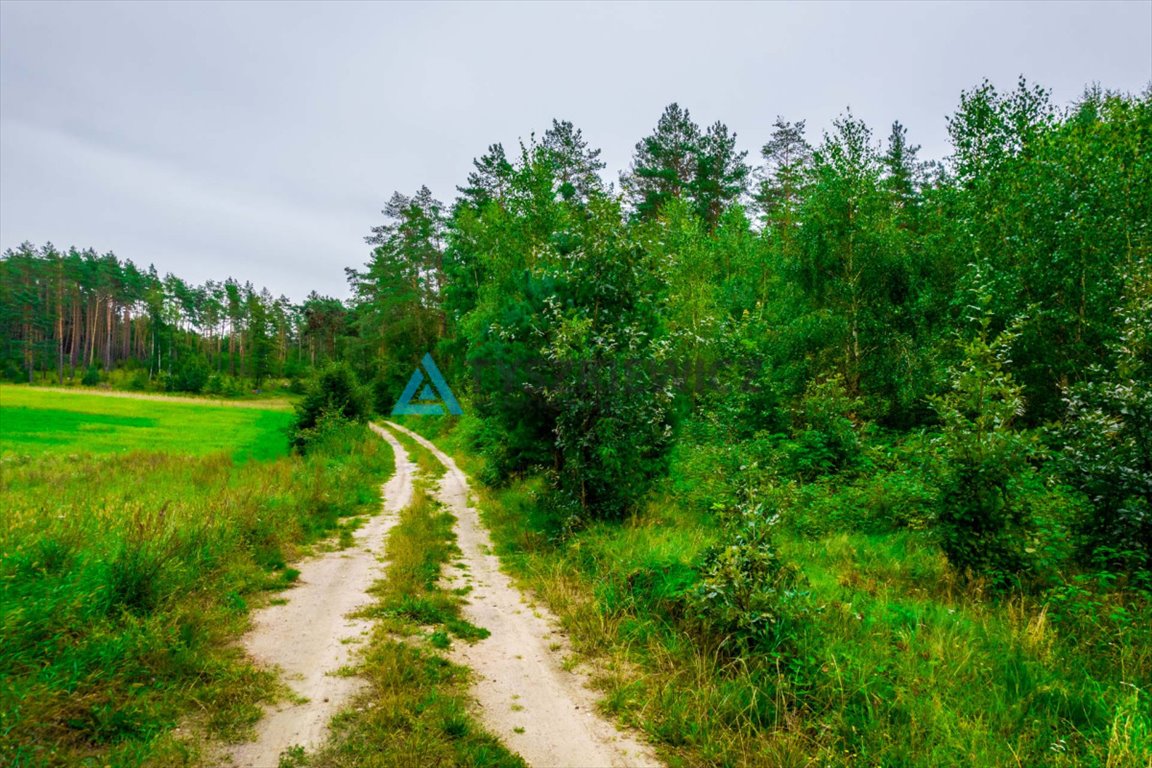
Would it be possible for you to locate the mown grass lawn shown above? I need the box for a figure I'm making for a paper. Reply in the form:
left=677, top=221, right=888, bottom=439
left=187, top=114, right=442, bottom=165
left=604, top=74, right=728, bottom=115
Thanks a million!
left=0, top=385, right=293, bottom=461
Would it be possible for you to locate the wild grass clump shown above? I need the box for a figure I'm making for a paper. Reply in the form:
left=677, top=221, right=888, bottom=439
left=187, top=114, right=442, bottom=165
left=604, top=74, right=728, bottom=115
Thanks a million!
left=0, top=420, right=391, bottom=767
left=402, top=413, right=1152, bottom=768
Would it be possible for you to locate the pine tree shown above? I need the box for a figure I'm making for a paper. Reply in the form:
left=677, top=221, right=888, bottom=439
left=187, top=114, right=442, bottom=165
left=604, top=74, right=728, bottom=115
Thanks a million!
left=691, top=121, right=749, bottom=229
left=456, top=143, right=514, bottom=210
left=882, top=120, right=922, bottom=211
left=351, top=186, right=446, bottom=393
left=246, top=287, right=273, bottom=389
left=622, top=103, right=701, bottom=220
left=755, top=118, right=813, bottom=243
left=541, top=119, right=606, bottom=202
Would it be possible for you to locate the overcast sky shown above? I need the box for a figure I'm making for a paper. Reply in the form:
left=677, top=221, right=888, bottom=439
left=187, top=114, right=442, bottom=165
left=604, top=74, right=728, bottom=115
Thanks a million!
left=2, top=1, right=1149, bottom=301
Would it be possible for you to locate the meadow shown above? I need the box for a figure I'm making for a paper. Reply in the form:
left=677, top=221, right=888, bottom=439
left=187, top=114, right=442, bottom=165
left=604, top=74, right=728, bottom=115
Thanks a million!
left=0, top=385, right=293, bottom=461
left=0, top=386, right=391, bottom=767
left=400, top=413, right=1152, bottom=768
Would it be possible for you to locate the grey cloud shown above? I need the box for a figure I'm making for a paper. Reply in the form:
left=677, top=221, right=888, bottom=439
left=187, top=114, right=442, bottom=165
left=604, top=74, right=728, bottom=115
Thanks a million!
left=2, top=0, right=1149, bottom=300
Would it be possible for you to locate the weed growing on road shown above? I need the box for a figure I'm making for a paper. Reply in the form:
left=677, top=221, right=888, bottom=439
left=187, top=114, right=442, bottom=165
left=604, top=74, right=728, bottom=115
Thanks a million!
left=309, top=434, right=521, bottom=768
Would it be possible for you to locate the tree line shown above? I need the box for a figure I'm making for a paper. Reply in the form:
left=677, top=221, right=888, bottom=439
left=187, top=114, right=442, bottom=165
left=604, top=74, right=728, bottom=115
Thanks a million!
left=4, top=77, right=1149, bottom=578
left=345, top=78, right=1149, bottom=578
left=0, top=246, right=349, bottom=391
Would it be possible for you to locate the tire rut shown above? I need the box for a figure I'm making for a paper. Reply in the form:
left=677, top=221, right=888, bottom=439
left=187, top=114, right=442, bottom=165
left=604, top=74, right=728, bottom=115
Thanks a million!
left=226, top=424, right=415, bottom=767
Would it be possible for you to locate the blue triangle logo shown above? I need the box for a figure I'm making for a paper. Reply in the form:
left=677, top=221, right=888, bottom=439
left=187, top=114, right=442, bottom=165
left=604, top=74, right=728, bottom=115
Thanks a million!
left=391, top=353, right=463, bottom=416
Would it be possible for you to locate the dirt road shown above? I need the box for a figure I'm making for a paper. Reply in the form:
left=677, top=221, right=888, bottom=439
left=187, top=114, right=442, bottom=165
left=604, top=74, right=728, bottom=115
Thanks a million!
left=9, top=385, right=293, bottom=410
left=385, top=421, right=661, bottom=768
left=226, top=423, right=415, bottom=767
left=225, top=420, right=657, bottom=767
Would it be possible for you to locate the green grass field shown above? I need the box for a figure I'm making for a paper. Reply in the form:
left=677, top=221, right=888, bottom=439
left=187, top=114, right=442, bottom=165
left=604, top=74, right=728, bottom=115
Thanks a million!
left=0, top=387, right=391, bottom=767
left=0, top=386, right=293, bottom=460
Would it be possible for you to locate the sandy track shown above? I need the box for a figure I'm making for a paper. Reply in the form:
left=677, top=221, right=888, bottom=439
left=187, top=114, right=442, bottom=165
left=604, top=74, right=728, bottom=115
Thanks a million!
left=10, top=385, right=293, bottom=410
left=384, top=421, right=661, bottom=768
left=226, top=423, right=414, bottom=767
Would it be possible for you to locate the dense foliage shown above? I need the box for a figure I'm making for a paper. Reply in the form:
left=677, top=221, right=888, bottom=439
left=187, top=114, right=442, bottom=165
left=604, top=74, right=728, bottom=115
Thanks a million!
left=4, top=76, right=1150, bottom=766
left=387, top=80, right=1148, bottom=573
left=7, top=79, right=1149, bottom=572
left=289, top=362, right=372, bottom=451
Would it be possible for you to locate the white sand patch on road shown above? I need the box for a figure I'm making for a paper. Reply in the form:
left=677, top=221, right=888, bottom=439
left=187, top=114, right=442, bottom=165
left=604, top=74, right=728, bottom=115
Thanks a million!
left=385, top=420, right=661, bottom=768
left=225, top=424, right=414, bottom=767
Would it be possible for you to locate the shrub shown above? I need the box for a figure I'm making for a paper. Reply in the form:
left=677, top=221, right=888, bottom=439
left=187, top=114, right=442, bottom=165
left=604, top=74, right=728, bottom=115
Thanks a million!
left=81, top=364, right=101, bottom=387
left=2, top=360, right=24, bottom=382
left=538, top=301, right=675, bottom=519
left=291, top=407, right=364, bottom=456
left=126, top=370, right=149, bottom=391
left=930, top=314, right=1040, bottom=588
left=1058, top=258, right=1152, bottom=573
left=204, top=373, right=245, bottom=397
left=684, top=502, right=809, bottom=656
left=171, top=357, right=209, bottom=393
left=290, top=363, right=371, bottom=451
left=152, top=371, right=173, bottom=393
left=549, top=349, right=674, bottom=519
left=781, top=375, right=865, bottom=480
left=370, top=369, right=406, bottom=416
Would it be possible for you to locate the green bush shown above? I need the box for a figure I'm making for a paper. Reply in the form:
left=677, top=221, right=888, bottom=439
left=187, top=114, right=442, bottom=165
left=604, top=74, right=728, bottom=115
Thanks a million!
left=291, top=408, right=358, bottom=455
left=170, top=356, right=209, bottom=393
left=781, top=375, right=865, bottom=480
left=2, top=360, right=24, bottom=382
left=126, top=370, right=149, bottom=391
left=684, top=502, right=809, bottom=656
left=290, top=362, right=371, bottom=451
left=1058, top=259, right=1152, bottom=573
left=930, top=316, right=1041, bottom=588
left=81, top=364, right=101, bottom=387
left=550, top=349, right=674, bottom=520
left=205, top=372, right=245, bottom=397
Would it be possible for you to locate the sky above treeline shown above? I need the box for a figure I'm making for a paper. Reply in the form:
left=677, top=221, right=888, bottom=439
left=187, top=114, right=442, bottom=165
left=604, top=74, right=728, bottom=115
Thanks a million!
left=2, top=1, right=1149, bottom=301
